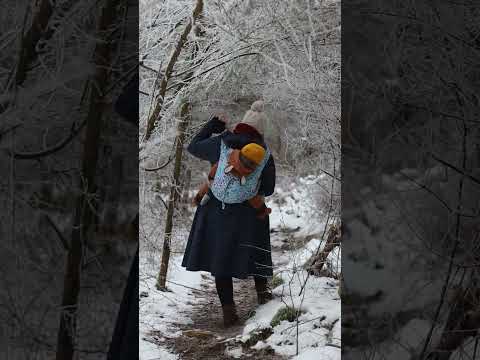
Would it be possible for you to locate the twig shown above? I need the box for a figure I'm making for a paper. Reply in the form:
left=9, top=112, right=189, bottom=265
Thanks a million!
left=420, top=93, right=468, bottom=358
left=430, top=152, right=480, bottom=187
left=398, top=170, right=452, bottom=212
left=165, top=279, right=211, bottom=294
left=7, top=120, right=86, bottom=160
left=143, top=155, right=174, bottom=172
left=45, top=214, right=70, bottom=250
left=143, top=0, right=204, bottom=141
left=280, top=315, right=327, bottom=334
left=165, top=52, right=259, bottom=91
left=0, top=124, right=22, bottom=138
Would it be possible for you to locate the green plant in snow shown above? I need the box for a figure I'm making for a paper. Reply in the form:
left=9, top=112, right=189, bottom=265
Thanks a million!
left=270, top=274, right=284, bottom=289
left=270, top=306, right=303, bottom=328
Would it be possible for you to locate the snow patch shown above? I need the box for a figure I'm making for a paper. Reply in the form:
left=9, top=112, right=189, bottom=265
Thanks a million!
left=139, top=255, right=203, bottom=360
left=292, top=346, right=340, bottom=360
left=242, top=273, right=340, bottom=358
left=225, top=346, right=244, bottom=358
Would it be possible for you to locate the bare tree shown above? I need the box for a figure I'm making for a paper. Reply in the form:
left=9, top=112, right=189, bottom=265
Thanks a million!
left=143, top=0, right=204, bottom=141
left=14, top=0, right=54, bottom=86
left=156, top=101, right=190, bottom=290
left=55, top=1, right=119, bottom=358
left=139, top=2, right=341, bottom=356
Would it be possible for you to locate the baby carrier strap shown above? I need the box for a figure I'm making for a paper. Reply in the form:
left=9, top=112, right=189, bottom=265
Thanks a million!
left=210, top=140, right=270, bottom=208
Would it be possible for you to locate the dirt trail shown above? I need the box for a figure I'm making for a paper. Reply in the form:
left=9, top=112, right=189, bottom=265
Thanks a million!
left=144, top=226, right=304, bottom=359
left=152, top=275, right=286, bottom=359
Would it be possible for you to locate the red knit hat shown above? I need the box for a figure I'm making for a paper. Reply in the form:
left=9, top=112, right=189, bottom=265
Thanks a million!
left=233, top=123, right=262, bottom=138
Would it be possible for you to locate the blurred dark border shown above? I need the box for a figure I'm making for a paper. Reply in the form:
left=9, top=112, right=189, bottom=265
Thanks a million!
left=342, top=1, right=479, bottom=359
left=1, top=1, right=139, bottom=359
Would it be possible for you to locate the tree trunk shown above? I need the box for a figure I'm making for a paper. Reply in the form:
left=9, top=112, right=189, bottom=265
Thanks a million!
left=0, top=0, right=54, bottom=113
left=307, top=223, right=341, bottom=276
left=182, top=168, right=192, bottom=205
left=15, top=0, right=54, bottom=86
left=156, top=102, right=190, bottom=290
left=55, top=1, right=118, bottom=359
left=425, top=286, right=480, bottom=360
left=143, top=0, right=203, bottom=141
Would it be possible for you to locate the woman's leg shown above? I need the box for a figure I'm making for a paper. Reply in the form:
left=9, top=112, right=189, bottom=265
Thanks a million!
left=254, top=276, right=273, bottom=305
left=215, top=276, right=234, bottom=305
left=215, top=276, right=239, bottom=327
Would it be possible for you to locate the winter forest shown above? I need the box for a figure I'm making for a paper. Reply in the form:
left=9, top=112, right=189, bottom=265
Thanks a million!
left=2, top=0, right=476, bottom=359
left=139, top=0, right=341, bottom=359
left=1, top=0, right=138, bottom=359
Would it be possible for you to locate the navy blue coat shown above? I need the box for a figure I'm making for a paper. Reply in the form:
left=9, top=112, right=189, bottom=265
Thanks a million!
left=181, top=117, right=275, bottom=279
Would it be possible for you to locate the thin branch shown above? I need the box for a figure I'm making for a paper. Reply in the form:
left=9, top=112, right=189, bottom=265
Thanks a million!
left=0, top=124, right=22, bottom=139
left=165, top=52, right=259, bottom=91
left=363, top=11, right=480, bottom=56
left=45, top=214, right=70, bottom=250
left=15, top=0, right=55, bottom=86
left=158, top=195, right=168, bottom=210
left=420, top=95, right=468, bottom=358
left=140, top=62, right=158, bottom=73
left=431, top=153, right=480, bottom=187
left=102, top=63, right=139, bottom=98
left=143, top=0, right=204, bottom=141
left=143, top=156, right=174, bottom=172
left=398, top=170, right=452, bottom=212
left=7, top=120, right=86, bottom=160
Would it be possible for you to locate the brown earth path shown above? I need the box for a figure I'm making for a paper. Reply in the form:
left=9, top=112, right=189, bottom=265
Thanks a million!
left=148, top=274, right=287, bottom=359
left=144, top=226, right=304, bottom=359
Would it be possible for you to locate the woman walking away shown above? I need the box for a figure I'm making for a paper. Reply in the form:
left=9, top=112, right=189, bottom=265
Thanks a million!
left=182, top=100, right=276, bottom=327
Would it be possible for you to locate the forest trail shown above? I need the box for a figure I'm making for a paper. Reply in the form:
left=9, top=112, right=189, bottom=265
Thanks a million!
left=139, top=176, right=341, bottom=360
left=144, top=227, right=328, bottom=359
left=146, top=226, right=292, bottom=359
left=157, top=275, right=287, bottom=359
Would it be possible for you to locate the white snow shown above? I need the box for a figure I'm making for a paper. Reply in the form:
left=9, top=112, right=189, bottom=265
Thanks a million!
left=140, top=174, right=340, bottom=359
left=292, top=346, right=340, bottom=360
left=239, top=176, right=341, bottom=359
left=342, top=174, right=445, bottom=317
left=241, top=274, right=340, bottom=358
left=370, top=318, right=440, bottom=360
left=267, top=177, right=330, bottom=238
left=140, top=341, right=179, bottom=360
left=225, top=346, right=244, bottom=358
left=139, top=255, right=203, bottom=360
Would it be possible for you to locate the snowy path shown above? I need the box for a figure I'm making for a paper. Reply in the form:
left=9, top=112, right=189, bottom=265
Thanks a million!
left=140, top=176, right=341, bottom=359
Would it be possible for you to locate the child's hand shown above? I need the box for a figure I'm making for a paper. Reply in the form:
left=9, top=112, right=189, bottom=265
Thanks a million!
left=193, top=194, right=201, bottom=206
left=256, top=206, right=272, bottom=220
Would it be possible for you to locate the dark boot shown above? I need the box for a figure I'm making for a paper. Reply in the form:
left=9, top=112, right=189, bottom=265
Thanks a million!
left=254, top=277, right=273, bottom=305
left=215, top=277, right=239, bottom=327
left=221, top=303, right=239, bottom=327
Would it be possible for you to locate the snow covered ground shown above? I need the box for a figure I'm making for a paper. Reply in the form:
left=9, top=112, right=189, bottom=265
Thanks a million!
left=237, top=176, right=341, bottom=359
left=139, top=255, right=203, bottom=360
left=241, top=272, right=340, bottom=359
left=139, top=175, right=341, bottom=359
left=341, top=168, right=478, bottom=359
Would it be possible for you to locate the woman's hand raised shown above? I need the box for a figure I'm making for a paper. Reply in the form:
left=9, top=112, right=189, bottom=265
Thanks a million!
left=217, top=113, right=228, bottom=124
left=209, top=113, right=228, bottom=133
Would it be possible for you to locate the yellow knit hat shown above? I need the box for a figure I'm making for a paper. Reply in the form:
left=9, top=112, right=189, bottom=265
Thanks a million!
left=240, top=143, right=265, bottom=165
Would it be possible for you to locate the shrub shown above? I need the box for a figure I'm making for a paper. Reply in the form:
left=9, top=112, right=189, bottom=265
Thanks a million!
left=270, top=306, right=303, bottom=328
left=270, top=274, right=284, bottom=289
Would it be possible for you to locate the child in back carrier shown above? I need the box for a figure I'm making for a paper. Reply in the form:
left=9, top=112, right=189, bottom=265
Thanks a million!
left=193, top=142, right=272, bottom=219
